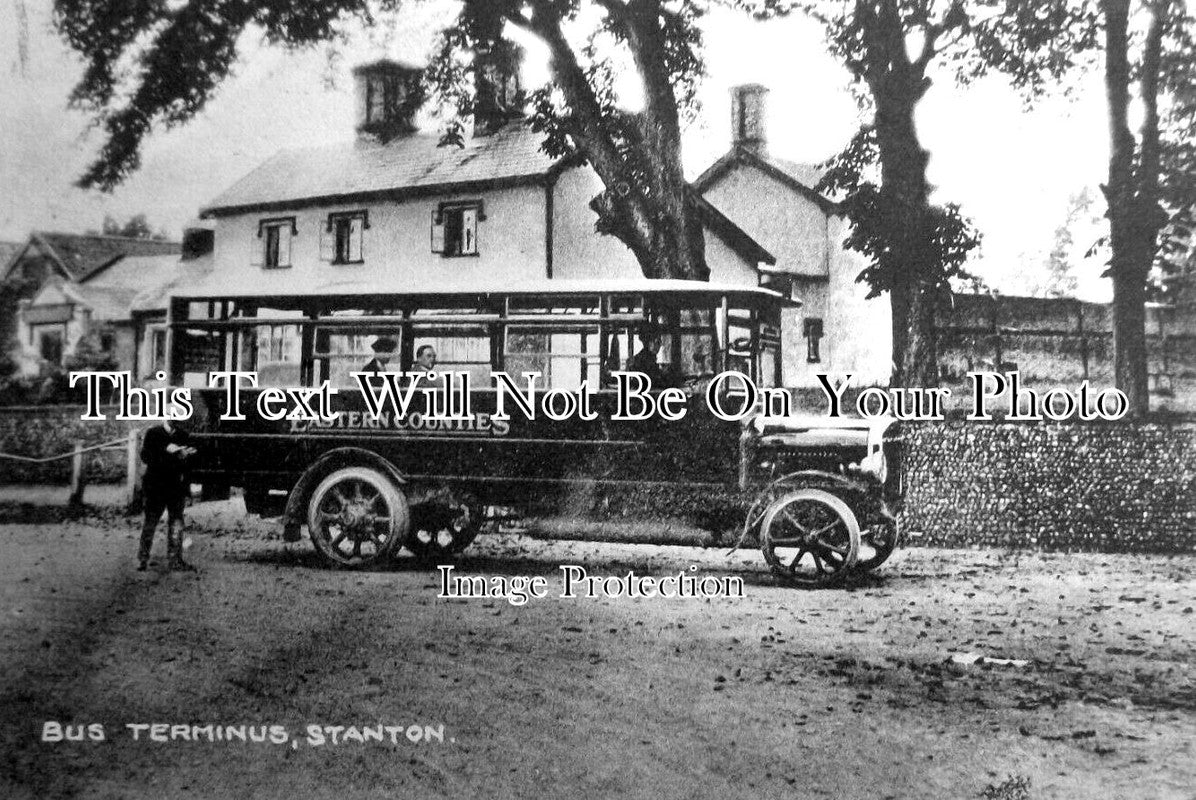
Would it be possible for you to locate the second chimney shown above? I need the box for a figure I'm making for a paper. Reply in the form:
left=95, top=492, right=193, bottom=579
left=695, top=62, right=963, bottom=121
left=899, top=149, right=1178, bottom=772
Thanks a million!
left=730, top=84, right=768, bottom=157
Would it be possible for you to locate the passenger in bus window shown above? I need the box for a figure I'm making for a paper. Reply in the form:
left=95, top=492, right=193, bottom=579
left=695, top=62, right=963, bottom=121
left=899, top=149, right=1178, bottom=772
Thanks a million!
left=362, top=336, right=397, bottom=374
left=411, top=345, right=441, bottom=387
left=414, top=344, right=437, bottom=372
left=686, top=347, right=716, bottom=395
left=627, top=330, right=665, bottom=388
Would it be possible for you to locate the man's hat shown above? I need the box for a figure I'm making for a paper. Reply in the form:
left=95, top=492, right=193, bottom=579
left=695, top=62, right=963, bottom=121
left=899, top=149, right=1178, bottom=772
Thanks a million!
left=372, top=336, right=397, bottom=354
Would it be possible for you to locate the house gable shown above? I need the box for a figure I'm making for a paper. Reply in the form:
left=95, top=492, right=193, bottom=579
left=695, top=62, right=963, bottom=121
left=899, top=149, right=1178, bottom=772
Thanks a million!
left=698, top=157, right=834, bottom=278
left=30, top=281, right=72, bottom=307
left=694, top=147, right=838, bottom=216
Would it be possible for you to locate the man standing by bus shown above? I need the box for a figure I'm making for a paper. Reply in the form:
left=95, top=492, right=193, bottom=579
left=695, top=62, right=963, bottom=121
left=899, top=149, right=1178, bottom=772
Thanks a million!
left=138, top=418, right=197, bottom=572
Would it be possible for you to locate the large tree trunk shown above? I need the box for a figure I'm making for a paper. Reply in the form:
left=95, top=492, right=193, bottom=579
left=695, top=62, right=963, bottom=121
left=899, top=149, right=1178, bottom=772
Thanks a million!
left=1101, top=0, right=1167, bottom=415
left=854, top=0, right=940, bottom=389
left=1110, top=264, right=1149, bottom=411
left=873, top=82, right=938, bottom=388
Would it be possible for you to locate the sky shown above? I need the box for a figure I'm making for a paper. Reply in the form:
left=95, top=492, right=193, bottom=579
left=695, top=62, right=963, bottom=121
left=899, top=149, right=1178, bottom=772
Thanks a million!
left=0, top=0, right=1117, bottom=300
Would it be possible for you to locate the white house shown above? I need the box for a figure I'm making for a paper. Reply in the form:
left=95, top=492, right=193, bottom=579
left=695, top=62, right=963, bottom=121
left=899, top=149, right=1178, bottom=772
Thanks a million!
left=197, top=59, right=775, bottom=311
left=694, top=85, right=892, bottom=387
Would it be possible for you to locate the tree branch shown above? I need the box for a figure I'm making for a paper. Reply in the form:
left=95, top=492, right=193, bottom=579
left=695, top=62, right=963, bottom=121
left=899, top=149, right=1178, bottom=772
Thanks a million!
left=511, top=1, right=656, bottom=256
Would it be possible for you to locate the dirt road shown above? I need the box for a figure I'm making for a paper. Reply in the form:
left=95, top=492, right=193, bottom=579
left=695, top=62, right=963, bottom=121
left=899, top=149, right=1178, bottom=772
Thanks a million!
left=0, top=500, right=1192, bottom=799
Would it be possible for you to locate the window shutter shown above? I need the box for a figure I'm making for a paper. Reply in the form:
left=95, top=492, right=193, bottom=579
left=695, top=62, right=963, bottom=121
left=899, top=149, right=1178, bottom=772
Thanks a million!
left=430, top=210, right=446, bottom=253
left=349, top=216, right=364, bottom=262
left=319, top=226, right=334, bottom=261
left=278, top=225, right=292, bottom=267
left=461, top=207, right=478, bottom=254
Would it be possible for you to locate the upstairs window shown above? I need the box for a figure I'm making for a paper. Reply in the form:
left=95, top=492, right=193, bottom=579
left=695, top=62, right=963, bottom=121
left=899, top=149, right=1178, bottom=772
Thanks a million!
left=257, top=218, right=295, bottom=269
left=803, top=317, right=824, bottom=364
left=431, top=201, right=483, bottom=257
left=321, top=211, right=368, bottom=265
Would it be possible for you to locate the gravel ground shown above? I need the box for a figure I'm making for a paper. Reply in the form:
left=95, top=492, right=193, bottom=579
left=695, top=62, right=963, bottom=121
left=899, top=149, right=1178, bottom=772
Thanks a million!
left=0, top=499, right=1192, bottom=800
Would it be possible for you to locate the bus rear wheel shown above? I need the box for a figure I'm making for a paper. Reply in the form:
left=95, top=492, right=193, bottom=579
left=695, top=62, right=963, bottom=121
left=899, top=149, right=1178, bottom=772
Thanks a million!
left=405, top=493, right=482, bottom=560
left=307, top=467, right=408, bottom=569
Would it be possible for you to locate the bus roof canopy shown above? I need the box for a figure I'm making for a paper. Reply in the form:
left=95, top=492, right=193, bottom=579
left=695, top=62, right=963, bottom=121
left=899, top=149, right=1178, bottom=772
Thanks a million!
left=171, top=275, right=799, bottom=308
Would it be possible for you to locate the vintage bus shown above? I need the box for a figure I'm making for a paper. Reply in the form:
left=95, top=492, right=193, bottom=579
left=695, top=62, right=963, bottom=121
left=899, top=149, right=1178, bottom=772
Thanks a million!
left=168, top=278, right=903, bottom=587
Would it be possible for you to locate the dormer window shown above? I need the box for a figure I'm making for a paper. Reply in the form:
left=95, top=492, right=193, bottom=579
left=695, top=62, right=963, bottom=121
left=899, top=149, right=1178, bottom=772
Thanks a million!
left=353, top=60, right=423, bottom=141
left=321, top=211, right=368, bottom=265
left=257, top=217, right=296, bottom=269
left=431, top=201, right=484, bottom=257
left=366, top=74, right=404, bottom=126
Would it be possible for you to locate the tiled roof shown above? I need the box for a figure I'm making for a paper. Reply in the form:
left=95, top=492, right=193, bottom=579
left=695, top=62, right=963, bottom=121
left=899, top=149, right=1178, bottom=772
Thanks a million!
left=202, top=124, right=564, bottom=215
left=130, top=254, right=214, bottom=312
left=66, top=283, right=142, bottom=321
left=767, top=156, right=826, bottom=191
left=20, top=232, right=181, bottom=282
left=53, top=253, right=188, bottom=318
left=83, top=253, right=182, bottom=292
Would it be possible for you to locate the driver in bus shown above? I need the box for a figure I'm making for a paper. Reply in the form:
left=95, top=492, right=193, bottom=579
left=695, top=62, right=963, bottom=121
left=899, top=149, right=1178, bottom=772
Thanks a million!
left=627, top=330, right=665, bottom=388
left=362, top=336, right=397, bottom=374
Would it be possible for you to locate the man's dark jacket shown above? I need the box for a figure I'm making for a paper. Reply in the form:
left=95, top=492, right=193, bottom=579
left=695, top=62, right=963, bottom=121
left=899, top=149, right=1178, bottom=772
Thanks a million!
left=141, top=425, right=192, bottom=497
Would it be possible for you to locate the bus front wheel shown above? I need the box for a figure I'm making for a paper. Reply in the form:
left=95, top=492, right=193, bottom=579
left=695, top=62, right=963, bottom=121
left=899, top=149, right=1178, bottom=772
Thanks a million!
left=306, top=467, right=409, bottom=569
left=759, top=488, right=860, bottom=588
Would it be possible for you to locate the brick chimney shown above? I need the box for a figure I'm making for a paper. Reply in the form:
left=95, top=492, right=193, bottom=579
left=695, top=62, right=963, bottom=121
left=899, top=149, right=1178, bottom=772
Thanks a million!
left=730, top=84, right=768, bottom=157
left=473, top=40, right=525, bottom=137
left=353, top=59, right=425, bottom=143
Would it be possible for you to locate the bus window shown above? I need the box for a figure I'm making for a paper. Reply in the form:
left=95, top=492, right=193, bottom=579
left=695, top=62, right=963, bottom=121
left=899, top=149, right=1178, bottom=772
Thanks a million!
left=175, top=329, right=226, bottom=388
left=238, top=325, right=302, bottom=387
left=506, top=327, right=599, bottom=391
left=411, top=326, right=492, bottom=386
left=314, top=330, right=402, bottom=388
left=759, top=344, right=782, bottom=388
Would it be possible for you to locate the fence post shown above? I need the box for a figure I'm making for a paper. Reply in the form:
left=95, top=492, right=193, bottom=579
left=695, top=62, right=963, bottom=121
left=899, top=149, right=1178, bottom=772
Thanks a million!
left=67, top=439, right=86, bottom=509
left=125, top=429, right=143, bottom=511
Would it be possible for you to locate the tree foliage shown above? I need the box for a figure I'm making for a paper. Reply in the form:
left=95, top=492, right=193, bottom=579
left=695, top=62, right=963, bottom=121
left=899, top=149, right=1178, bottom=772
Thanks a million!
left=96, top=213, right=169, bottom=240
left=814, top=123, right=981, bottom=300
left=55, top=0, right=397, bottom=191
left=426, top=0, right=711, bottom=279
left=745, top=0, right=1101, bottom=386
left=1036, top=188, right=1096, bottom=299
left=56, top=0, right=715, bottom=281
left=1141, top=0, right=1196, bottom=306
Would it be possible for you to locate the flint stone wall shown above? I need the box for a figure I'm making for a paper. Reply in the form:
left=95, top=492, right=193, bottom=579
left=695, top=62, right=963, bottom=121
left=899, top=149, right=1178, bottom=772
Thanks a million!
left=901, top=421, right=1195, bottom=553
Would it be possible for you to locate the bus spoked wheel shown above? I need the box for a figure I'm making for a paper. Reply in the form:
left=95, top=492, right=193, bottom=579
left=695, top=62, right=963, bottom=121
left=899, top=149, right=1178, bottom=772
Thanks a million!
left=758, top=488, right=860, bottom=588
left=404, top=490, right=482, bottom=560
